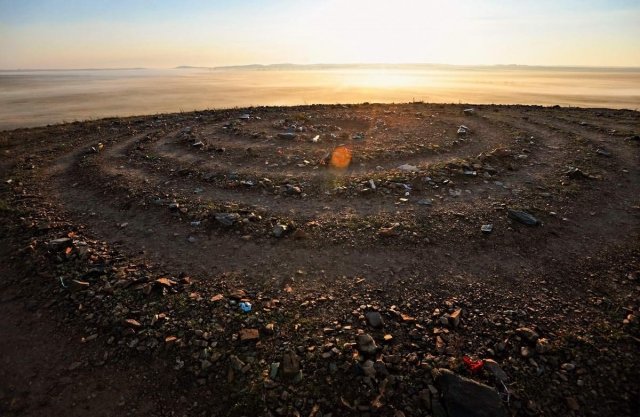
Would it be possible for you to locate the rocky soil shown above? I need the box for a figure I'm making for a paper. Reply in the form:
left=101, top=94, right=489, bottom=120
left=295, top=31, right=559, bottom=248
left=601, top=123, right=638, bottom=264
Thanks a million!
left=1, top=103, right=639, bottom=417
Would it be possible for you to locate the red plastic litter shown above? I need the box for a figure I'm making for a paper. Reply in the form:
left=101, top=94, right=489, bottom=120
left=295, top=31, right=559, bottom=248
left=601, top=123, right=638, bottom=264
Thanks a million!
left=463, top=356, right=484, bottom=374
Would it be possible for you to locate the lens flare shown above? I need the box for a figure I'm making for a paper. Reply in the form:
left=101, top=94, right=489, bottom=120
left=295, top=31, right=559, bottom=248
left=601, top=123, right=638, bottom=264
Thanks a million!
left=329, top=145, right=352, bottom=169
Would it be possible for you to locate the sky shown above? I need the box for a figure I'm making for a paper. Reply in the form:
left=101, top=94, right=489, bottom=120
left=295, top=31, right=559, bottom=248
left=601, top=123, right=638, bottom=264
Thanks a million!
left=1, top=0, right=639, bottom=69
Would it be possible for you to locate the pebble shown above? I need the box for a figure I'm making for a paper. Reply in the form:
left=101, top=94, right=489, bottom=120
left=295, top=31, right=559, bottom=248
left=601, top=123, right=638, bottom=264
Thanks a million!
left=565, top=397, right=580, bottom=411
left=277, top=132, right=297, bottom=140
left=535, top=337, right=551, bottom=354
left=356, top=334, right=378, bottom=354
left=365, top=311, right=384, bottom=328
left=397, top=164, right=419, bottom=172
left=215, top=212, right=240, bottom=227
left=516, top=327, right=540, bottom=343
left=239, top=328, right=259, bottom=341
left=484, top=359, right=509, bottom=382
left=449, top=309, right=461, bottom=327
left=281, top=351, right=300, bottom=378
left=508, top=209, right=540, bottom=226
left=273, top=224, right=287, bottom=237
left=49, top=237, right=72, bottom=248
left=481, top=224, right=493, bottom=234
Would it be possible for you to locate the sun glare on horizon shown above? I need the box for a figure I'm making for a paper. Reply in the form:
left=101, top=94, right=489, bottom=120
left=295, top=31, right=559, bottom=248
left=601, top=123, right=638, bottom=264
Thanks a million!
left=1, top=0, right=639, bottom=69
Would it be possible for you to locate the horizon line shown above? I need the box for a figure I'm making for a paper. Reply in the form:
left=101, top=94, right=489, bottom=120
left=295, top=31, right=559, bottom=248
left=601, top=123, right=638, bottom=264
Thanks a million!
left=2, top=62, right=640, bottom=71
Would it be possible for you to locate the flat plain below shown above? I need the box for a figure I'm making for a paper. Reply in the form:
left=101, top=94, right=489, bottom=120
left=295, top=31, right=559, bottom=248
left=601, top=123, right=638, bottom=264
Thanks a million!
left=1, top=65, right=639, bottom=131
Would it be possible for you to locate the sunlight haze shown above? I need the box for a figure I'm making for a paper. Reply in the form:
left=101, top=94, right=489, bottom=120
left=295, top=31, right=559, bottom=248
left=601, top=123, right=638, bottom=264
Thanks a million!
left=1, top=0, right=639, bottom=69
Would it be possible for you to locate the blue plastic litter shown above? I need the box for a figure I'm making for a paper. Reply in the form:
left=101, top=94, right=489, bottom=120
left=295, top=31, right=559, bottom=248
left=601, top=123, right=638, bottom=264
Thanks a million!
left=239, top=302, right=252, bottom=313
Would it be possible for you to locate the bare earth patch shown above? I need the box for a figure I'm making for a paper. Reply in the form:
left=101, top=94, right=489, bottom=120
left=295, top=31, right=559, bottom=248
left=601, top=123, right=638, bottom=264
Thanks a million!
left=1, top=103, right=639, bottom=417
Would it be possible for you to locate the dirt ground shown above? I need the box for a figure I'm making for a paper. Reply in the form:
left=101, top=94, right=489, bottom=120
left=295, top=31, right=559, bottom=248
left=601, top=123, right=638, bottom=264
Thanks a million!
left=1, top=103, right=639, bottom=417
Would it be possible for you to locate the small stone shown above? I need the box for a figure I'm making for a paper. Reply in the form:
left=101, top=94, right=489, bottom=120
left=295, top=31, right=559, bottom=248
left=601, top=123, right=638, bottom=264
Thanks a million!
left=264, top=323, right=275, bottom=334
left=229, top=355, right=245, bottom=371
left=516, top=327, right=539, bottom=344
left=229, top=289, right=247, bottom=300
left=400, top=313, right=416, bottom=322
left=565, top=167, right=593, bottom=180
left=239, top=328, right=259, bottom=341
left=566, top=397, right=580, bottom=411
left=520, top=346, right=531, bottom=358
left=561, top=363, right=576, bottom=372
left=273, top=224, right=288, bottom=237
left=366, top=311, right=384, bottom=328
left=155, top=277, right=176, bottom=287
left=508, top=209, right=540, bottom=226
left=124, top=319, right=142, bottom=328
left=535, top=338, right=550, bottom=354
left=449, top=309, right=461, bottom=327
left=281, top=351, right=300, bottom=378
left=210, top=294, right=224, bottom=302
left=483, top=359, right=509, bottom=382
left=215, top=212, right=240, bottom=227
left=481, top=224, right=493, bottom=234
left=49, top=237, right=72, bottom=248
left=356, top=334, right=378, bottom=354
left=360, top=360, right=376, bottom=378
left=277, top=132, right=297, bottom=140
left=270, top=362, right=280, bottom=379
left=68, top=362, right=82, bottom=371
left=397, top=164, right=419, bottom=172
left=378, top=224, right=400, bottom=237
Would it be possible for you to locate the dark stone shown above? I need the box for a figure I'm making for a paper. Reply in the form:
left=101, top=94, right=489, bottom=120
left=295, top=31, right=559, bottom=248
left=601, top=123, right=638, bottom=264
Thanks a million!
left=281, top=350, right=300, bottom=378
left=277, top=132, right=297, bottom=140
left=49, top=237, right=72, bottom=248
left=215, top=212, right=240, bottom=226
left=356, top=334, right=378, bottom=354
left=516, top=327, right=539, bottom=344
left=565, top=167, right=593, bottom=180
left=507, top=209, right=539, bottom=226
left=433, top=368, right=507, bottom=417
left=366, top=311, right=384, bottom=328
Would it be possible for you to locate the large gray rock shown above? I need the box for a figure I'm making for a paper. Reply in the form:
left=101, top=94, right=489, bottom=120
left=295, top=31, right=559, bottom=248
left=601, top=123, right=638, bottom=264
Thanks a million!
left=433, top=368, right=507, bottom=417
